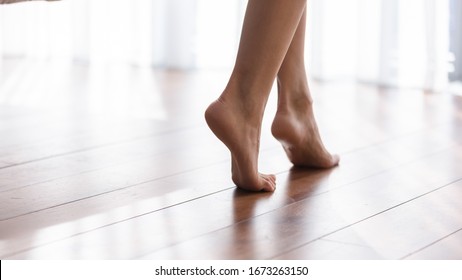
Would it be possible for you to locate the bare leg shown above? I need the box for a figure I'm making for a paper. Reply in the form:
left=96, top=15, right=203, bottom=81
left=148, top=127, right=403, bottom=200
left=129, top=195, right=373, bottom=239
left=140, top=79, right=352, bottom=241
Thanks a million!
left=205, top=0, right=307, bottom=191
left=272, top=8, right=340, bottom=168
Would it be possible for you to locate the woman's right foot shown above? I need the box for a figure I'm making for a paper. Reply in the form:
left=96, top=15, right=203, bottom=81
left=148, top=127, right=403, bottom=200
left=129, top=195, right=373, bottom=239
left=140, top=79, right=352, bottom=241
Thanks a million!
left=271, top=97, right=339, bottom=168
left=205, top=97, right=276, bottom=192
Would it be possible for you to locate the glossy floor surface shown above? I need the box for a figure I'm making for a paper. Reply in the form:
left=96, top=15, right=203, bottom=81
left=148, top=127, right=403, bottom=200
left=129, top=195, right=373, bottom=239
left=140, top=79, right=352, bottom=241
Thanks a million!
left=0, top=59, right=461, bottom=259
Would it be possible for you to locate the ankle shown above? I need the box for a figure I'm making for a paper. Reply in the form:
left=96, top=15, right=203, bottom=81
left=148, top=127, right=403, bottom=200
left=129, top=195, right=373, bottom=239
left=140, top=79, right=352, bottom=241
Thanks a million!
left=219, top=87, right=266, bottom=125
left=277, top=92, right=313, bottom=114
left=277, top=82, right=313, bottom=108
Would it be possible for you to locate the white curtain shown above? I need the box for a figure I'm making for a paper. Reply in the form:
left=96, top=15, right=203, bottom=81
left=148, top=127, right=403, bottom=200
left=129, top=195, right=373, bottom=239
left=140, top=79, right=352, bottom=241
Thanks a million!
left=307, top=0, right=452, bottom=91
left=0, top=0, right=455, bottom=91
left=0, top=0, right=246, bottom=69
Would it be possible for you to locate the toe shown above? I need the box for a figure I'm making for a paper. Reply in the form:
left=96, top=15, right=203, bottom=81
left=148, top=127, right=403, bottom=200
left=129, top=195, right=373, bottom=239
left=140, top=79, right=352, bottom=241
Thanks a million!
left=332, top=154, right=340, bottom=165
left=261, top=176, right=276, bottom=192
left=268, top=174, right=276, bottom=183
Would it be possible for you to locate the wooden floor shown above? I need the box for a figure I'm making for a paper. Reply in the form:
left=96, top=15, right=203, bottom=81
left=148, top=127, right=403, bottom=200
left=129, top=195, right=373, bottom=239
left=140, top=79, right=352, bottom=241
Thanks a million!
left=0, top=59, right=462, bottom=259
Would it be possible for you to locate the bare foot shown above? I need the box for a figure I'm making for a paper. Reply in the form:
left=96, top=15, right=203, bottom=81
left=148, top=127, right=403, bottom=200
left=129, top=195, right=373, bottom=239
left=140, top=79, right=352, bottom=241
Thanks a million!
left=271, top=99, right=339, bottom=168
left=205, top=98, right=276, bottom=192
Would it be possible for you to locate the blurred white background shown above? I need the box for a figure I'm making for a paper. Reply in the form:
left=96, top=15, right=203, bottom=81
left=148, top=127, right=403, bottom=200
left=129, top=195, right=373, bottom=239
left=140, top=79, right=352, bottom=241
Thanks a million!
left=0, top=0, right=461, bottom=91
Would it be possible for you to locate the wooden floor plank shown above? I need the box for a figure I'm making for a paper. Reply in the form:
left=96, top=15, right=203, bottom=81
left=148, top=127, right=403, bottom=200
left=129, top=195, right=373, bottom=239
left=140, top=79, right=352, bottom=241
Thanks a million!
left=0, top=116, right=195, bottom=168
left=305, top=180, right=462, bottom=259
left=273, top=239, right=383, bottom=260
left=404, top=228, right=462, bottom=260
left=0, top=126, right=219, bottom=192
